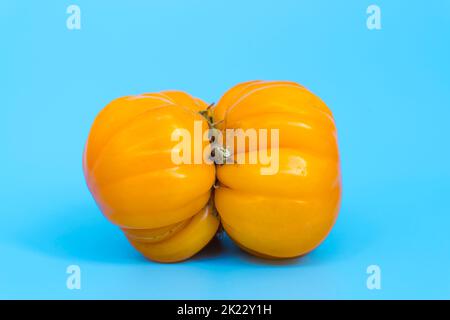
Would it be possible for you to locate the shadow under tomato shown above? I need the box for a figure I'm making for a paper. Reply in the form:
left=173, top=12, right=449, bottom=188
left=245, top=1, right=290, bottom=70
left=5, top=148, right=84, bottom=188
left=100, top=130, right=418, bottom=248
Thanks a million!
left=16, top=200, right=376, bottom=267
left=189, top=235, right=226, bottom=262
left=212, top=204, right=379, bottom=268
left=17, top=202, right=230, bottom=265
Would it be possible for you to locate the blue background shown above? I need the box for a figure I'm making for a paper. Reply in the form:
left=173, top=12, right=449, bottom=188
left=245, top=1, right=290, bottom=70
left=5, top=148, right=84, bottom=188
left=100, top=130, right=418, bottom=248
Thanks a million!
left=1, top=0, right=449, bottom=299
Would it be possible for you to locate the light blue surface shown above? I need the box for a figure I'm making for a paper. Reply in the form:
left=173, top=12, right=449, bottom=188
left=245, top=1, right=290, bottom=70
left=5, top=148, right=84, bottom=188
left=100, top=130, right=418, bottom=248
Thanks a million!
left=1, top=0, right=449, bottom=299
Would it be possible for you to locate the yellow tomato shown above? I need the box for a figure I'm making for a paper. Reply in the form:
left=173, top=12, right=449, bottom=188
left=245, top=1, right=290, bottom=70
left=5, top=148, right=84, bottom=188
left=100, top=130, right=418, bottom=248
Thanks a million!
left=213, top=80, right=342, bottom=258
left=83, top=91, right=219, bottom=262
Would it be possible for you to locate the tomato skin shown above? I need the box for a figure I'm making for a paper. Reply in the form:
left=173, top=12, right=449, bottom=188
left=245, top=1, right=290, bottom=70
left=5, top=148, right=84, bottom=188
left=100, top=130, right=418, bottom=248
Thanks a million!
left=214, top=81, right=342, bottom=258
left=83, top=81, right=341, bottom=262
left=83, top=91, right=218, bottom=262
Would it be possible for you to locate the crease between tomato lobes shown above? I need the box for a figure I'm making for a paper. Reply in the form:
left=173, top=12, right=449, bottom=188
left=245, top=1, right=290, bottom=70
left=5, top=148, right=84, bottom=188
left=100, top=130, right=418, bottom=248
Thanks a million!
left=213, top=80, right=342, bottom=258
left=83, top=91, right=219, bottom=262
